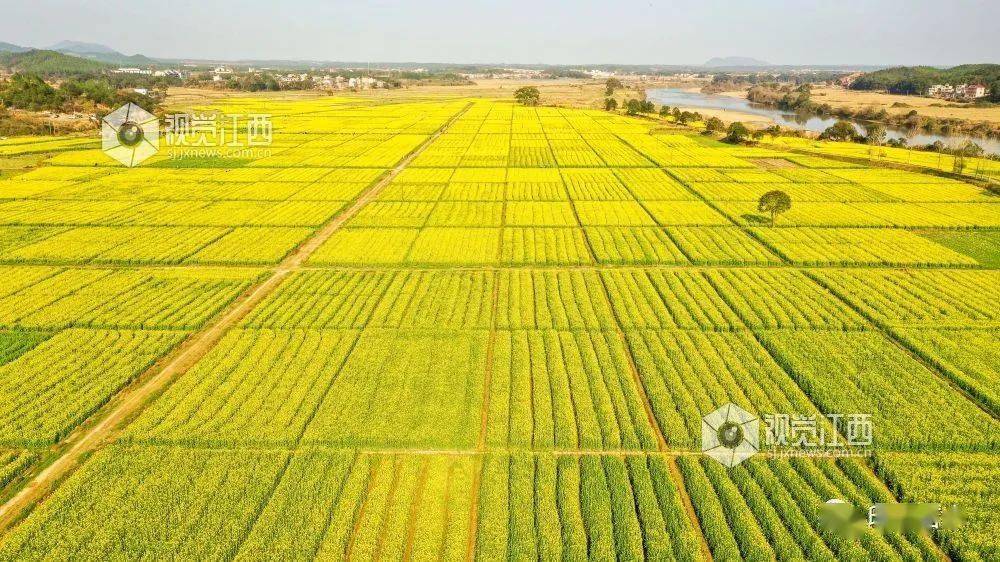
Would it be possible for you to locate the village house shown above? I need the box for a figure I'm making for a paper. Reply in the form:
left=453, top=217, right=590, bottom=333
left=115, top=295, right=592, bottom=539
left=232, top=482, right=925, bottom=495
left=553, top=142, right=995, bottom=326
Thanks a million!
left=927, top=83, right=989, bottom=100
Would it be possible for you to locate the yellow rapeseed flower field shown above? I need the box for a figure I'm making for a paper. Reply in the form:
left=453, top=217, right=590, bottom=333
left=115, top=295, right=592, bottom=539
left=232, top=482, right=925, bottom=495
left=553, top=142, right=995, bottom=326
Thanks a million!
left=0, top=96, right=996, bottom=561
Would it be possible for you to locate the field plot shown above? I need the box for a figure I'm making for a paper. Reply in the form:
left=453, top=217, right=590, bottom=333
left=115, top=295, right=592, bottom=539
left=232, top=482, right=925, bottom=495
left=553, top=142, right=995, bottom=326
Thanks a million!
left=239, top=451, right=478, bottom=561
left=300, top=329, right=488, bottom=449
left=812, top=269, right=1000, bottom=328
left=679, top=456, right=941, bottom=561
left=0, top=329, right=185, bottom=445
left=889, top=328, right=1000, bottom=414
left=0, top=445, right=291, bottom=559
left=476, top=453, right=701, bottom=561
left=125, top=329, right=359, bottom=446
left=627, top=329, right=823, bottom=447
left=585, top=227, right=687, bottom=264
left=751, top=227, right=978, bottom=266
left=666, top=226, right=781, bottom=264
left=486, top=330, right=659, bottom=450
left=703, top=268, right=867, bottom=329
left=496, top=270, right=617, bottom=330
left=0, top=267, right=260, bottom=330
left=244, top=269, right=494, bottom=330
left=919, top=230, right=1000, bottom=267
left=0, top=95, right=997, bottom=561
left=602, top=269, right=744, bottom=330
left=875, top=452, right=998, bottom=562
left=758, top=330, right=998, bottom=450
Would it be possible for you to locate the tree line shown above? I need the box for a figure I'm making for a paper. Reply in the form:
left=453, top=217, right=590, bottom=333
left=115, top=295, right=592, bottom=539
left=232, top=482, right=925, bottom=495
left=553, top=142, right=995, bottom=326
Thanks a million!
left=0, top=73, right=165, bottom=114
left=850, top=64, right=1000, bottom=99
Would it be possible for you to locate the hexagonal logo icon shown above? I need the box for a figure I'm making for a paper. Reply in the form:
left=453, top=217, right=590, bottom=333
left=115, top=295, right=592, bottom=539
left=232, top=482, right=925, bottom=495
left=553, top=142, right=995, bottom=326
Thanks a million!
left=702, top=403, right=759, bottom=467
left=102, top=103, right=159, bottom=167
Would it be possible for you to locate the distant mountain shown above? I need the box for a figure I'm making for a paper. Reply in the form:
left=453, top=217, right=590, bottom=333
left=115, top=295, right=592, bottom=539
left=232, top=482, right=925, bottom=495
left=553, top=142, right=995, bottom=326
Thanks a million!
left=77, top=51, right=157, bottom=65
left=47, top=40, right=120, bottom=55
left=704, top=56, right=772, bottom=68
left=0, top=41, right=29, bottom=53
left=42, top=40, right=158, bottom=66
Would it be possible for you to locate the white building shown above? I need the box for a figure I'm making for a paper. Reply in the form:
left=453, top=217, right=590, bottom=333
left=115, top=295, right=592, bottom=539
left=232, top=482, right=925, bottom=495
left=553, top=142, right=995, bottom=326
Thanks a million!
left=114, top=68, right=152, bottom=75
left=958, top=84, right=988, bottom=99
left=153, top=69, right=184, bottom=79
left=928, top=83, right=989, bottom=100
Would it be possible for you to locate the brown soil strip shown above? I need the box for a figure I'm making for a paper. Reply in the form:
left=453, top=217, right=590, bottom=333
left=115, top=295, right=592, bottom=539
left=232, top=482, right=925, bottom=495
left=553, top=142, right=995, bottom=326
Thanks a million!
left=345, top=456, right=386, bottom=562
left=402, top=457, right=431, bottom=561
left=669, top=456, right=715, bottom=562
left=464, top=265, right=502, bottom=561
left=463, top=456, right=485, bottom=562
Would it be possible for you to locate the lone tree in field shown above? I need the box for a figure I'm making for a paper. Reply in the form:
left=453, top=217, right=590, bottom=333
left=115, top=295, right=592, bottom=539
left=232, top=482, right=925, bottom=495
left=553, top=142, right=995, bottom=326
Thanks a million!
left=865, top=123, right=886, bottom=145
left=604, top=97, right=618, bottom=111
left=514, top=86, right=540, bottom=106
left=820, top=120, right=858, bottom=141
left=605, top=77, right=623, bottom=96
left=624, top=98, right=643, bottom=115
left=705, top=117, right=725, bottom=133
left=659, top=105, right=671, bottom=117
left=724, top=122, right=750, bottom=143
left=758, top=190, right=791, bottom=225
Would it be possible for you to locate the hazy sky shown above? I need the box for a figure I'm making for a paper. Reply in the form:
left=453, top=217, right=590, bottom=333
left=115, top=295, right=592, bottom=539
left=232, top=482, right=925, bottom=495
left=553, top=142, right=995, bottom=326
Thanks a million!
left=2, top=0, right=998, bottom=66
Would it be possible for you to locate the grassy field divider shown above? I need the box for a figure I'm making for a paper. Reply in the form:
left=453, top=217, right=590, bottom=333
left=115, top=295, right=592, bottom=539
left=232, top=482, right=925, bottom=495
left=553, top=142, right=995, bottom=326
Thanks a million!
left=0, top=101, right=474, bottom=536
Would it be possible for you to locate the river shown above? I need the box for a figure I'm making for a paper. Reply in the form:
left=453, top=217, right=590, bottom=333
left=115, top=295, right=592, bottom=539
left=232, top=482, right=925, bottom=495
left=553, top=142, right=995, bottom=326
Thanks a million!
left=646, top=88, right=1000, bottom=156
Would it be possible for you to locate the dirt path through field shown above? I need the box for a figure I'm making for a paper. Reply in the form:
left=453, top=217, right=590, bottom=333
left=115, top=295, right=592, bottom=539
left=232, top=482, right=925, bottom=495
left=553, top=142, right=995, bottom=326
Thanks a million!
left=0, top=101, right=473, bottom=535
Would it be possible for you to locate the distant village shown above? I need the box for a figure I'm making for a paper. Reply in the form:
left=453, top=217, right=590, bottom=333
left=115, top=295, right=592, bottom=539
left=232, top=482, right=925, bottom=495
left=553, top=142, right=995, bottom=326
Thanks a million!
left=925, top=83, right=989, bottom=100
left=114, top=66, right=389, bottom=90
left=112, top=65, right=702, bottom=92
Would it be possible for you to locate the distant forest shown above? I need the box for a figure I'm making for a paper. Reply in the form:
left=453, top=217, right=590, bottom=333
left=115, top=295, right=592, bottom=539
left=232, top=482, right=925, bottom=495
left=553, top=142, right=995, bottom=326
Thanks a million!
left=850, top=64, right=1000, bottom=98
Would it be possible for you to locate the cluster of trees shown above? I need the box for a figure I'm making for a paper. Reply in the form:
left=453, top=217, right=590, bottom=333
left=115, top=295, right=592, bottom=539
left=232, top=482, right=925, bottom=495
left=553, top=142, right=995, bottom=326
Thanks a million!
left=603, top=97, right=710, bottom=126
left=815, top=119, right=990, bottom=162
left=540, top=69, right=590, bottom=79
left=747, top=83, right=1000, bottom=138
left=746, top=83, right=814, bottom=111
left=849, top=64, right=1000, bottom=100
left=623, top=98, right=655, bottom=115
left=0, top=73, right=164, bottom=113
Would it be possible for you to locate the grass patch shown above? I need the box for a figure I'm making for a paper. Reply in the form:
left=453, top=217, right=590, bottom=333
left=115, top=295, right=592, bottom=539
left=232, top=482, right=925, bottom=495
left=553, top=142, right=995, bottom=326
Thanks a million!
left=918, top=230, right=1000, bottom=267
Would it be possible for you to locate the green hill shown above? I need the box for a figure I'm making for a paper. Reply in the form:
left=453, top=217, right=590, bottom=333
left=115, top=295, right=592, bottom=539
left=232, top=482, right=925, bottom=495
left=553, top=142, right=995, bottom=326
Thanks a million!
left=850, top=64, right=1000, bottom=96
left=0, top=49, right=111, bottom=76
